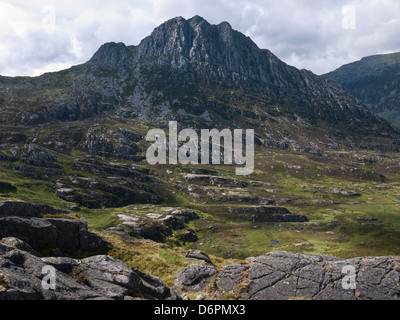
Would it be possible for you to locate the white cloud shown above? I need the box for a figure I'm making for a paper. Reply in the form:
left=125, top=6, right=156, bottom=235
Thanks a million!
left=0, top=0, right=399, bottom=76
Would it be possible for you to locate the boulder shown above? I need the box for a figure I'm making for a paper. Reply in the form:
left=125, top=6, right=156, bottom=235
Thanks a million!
left=79, top=255, right=180, bottom=300
left=174, top=265, right=218, bottom=293
left=185, top=250, right=213, bottom=264
left=0, top=182, right=16, bottom=192
left=179, top=229, right=199, bottom=243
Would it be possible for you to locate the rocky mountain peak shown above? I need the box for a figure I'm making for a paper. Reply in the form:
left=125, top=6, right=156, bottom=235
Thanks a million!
left=138, top=16, right=261, bottom=72
left=89, top=42, right=131, bottom=69
left=0, top=16, right=397, bottom=143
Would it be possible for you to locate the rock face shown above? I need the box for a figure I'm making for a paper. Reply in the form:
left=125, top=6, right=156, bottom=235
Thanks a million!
left=136, top=16, right=384, bottom=126
left=174, top=251, right=400, bottom=300
left=0, top=239, right=180, bottom=300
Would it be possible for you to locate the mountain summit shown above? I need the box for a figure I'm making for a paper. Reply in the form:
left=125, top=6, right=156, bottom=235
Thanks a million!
left=323, top=52, right=400, bottom=128
left=0, top=16, right=397, bottom=150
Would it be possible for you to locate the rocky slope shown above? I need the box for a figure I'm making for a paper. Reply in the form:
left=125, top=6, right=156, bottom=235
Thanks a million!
left=324, top=52, right=400, bottom=127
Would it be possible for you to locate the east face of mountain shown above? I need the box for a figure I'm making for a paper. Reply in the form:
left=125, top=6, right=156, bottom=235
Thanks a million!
left=0, top=16, right=397, bottom=151
left=324, top=52, right=400, bottom=128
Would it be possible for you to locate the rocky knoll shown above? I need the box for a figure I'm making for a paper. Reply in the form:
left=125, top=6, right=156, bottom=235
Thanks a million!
left=0, top=238, right=180, bottom=300
left=174, top=251, right=400, bottom=300
left=112, top=208, right=200, bottom=242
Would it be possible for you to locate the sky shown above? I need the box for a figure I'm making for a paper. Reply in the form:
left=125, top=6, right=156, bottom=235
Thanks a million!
left=0, top=0, right=399, bottom=77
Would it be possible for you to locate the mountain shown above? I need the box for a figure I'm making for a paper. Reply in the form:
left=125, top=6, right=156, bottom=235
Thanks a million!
left=1, top=17, right=400, bottom=300
left=323, top=52, right=400, bottom=128
left=0, top=16, right=397, bottom=150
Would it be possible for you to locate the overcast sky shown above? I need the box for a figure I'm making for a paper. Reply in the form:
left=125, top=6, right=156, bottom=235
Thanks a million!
left=0, top=0, right=399, bottom=77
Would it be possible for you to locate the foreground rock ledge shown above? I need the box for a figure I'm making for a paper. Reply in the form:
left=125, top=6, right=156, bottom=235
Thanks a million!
left=174, top=251, right=400, bottom=300
left=0, top=238, right=180, bottom=300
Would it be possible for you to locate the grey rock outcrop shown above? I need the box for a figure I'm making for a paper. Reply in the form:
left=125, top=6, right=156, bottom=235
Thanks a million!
left=114, top=208, right=199, bottom=242
left=0, top=240, right=180, bottom=300
left=0, top=202, right=108, bottom=253
left=0, top=200, right=68, bottom=217
left=174, top=251, right=400, bottom=300
left=0, top=216, right=108, bottom=253
left=228, top=206, right=308, bottom=223
left=0, top=182, right=16, bottom=192
left=21, top=144, right=61, bottom=168
left=55, top=175, right=161, bottom=209
left=82, top=126, right=142, bottom=160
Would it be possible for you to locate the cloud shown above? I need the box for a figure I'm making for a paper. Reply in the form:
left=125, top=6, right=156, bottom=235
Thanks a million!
left=0, top=0, right=399, bottom=76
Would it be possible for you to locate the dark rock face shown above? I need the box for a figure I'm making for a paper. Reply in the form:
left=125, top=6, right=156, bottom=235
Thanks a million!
left=0, top=240, right=180, bottom=300
left=0, top=216, right=108, bottom=253
left=0, top=202, right=107, bottom=253
left=46, top=90, right=116, bottom=122
left=174, top=251, right=400, bottom=300
left=0, top=201, right=67, bottom=217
